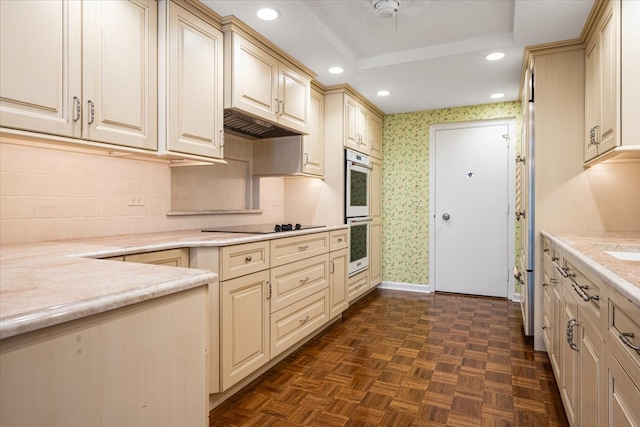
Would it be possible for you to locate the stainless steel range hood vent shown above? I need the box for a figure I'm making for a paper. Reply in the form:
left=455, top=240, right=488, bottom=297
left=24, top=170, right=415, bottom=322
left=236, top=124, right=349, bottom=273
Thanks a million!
left=224, top=109, right=299, bottom=139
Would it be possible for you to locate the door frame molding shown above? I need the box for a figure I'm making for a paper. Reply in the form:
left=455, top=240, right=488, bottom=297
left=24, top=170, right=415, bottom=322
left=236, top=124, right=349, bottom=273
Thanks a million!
left=428, top=118, right=516, bottom=301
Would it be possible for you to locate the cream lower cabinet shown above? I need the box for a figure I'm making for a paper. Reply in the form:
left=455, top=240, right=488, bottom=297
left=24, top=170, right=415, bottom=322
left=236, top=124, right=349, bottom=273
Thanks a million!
left=158, top=0, right=224, bottom=160
left=348, top=269, right=370, bottom=302
left=544, top=236, right=640, bottom=427
left=201, top=231, right=341, bottom=393
left=220, top=270, right=270, bottom=391
left=329, top=229, right=349, bottom=319
left=124, top=248, right=189, bottom=267
left=0, top=287, right=209, bottom=427
left=0, top=0, right=158, bottom=151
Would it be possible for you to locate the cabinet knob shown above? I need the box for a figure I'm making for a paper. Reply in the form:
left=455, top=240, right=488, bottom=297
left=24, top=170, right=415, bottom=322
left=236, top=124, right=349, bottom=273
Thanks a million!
left=245, top=255, right=252, bottom=263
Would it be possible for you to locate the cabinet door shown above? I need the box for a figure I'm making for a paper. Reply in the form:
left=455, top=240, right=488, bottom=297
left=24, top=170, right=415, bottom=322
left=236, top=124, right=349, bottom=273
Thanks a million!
left=578, top=311, right=602, bottom=427
left=344, top=95, right=359, bottom=150
left=560, top=288, right=579, bottom=426
left=82, top=0, right=158, bottom=150
left=167, top=2, right=223, bottom=158
left=369, top=219, right=382, bottom=287
left=584, top=38, right=599, bottom=162
left=220, top=270, right=270, bottom=391
left=302, top=87, right=324, bottom=176
left=357, top=104, right=370, bottom=154
left=329, top=249, right=348, bottom=319
left=370, top=158, right=382, bottom=219
left=228, top=33, right=278, bottom=123
left=0, top=0, right=81, bottom=138
left=603, top=347, right=640, bottom=427
left=597, top=3, right=618, bottom=155
left=124, top=248, right=189, bottom=267
left=550, top=281, right=562, bottom=377
left=368, top=113, right=383, bottom=160
left=278, top=63, right=310, bottom=134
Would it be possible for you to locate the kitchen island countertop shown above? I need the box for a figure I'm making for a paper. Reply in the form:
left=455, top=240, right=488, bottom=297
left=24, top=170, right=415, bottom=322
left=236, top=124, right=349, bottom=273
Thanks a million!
left=0, top=226, right=347, bottom=340
left=541, top=231, right=640, bottom=307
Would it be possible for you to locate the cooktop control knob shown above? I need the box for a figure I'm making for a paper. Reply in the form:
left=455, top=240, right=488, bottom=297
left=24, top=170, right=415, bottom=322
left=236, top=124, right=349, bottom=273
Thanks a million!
left=295, top=223, right=302, bottom=230
left=274, top=225, right=282, bottom=232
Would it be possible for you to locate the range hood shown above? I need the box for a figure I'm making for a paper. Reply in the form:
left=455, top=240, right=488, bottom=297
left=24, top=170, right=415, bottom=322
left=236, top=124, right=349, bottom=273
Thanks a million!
left=224, top=109, right=300, bottom=139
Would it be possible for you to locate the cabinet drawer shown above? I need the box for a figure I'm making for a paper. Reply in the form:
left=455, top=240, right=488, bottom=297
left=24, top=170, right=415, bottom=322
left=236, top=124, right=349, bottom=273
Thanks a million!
left=329, top=229, right=348, bottom=251
left=270, top=253, right=329, bottom=313
left=220, top=241, right=270, bottom=281
left=607, top=290, right=640, bottom=389
left=348, top=269, right=369, bottom=302
left=124, top=248, right=189, bottom=267
left=563, top=258, right=604, bottom=330
left=270, top=232, right=329, bottom=267
left=270, top=288, right=329, bottom=358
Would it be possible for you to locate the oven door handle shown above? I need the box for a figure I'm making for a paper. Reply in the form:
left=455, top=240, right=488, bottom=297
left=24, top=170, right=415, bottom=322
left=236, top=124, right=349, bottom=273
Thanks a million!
left=348, top=217, right=373, bottom=224
left=348, top=161, right=372, bottom=171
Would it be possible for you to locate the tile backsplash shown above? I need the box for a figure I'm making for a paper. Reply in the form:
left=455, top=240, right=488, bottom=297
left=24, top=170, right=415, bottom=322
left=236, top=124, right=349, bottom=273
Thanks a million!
left=0, top=134, right=284, bottom=245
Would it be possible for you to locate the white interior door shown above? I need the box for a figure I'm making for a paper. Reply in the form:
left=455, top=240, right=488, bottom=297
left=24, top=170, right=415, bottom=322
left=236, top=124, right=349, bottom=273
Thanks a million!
left=431, top=121, right=513, bottom=297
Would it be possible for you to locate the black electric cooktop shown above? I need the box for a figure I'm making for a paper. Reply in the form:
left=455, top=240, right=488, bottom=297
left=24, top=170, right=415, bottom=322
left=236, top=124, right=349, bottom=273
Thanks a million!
left=201, top=224, right=325, bottom=234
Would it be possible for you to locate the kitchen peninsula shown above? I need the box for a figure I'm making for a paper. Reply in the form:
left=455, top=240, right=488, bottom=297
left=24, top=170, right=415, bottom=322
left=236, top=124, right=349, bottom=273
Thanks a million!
left=0, top=225, right=350, bottom=426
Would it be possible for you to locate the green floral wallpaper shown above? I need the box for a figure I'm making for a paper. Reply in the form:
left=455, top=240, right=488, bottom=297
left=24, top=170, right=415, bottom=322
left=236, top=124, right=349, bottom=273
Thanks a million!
left=382, top=101, right=523, bottom=289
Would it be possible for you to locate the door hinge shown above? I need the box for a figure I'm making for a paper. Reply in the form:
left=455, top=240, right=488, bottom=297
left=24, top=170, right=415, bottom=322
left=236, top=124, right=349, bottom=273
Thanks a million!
left=267, top=281, right=272, bottom=300
left=502, top=133, right=510, bottom=148
left=507, top=202, right=510, bottom=215
left=507, top=268, right=510, bottom=282
left=516, top=155, right=525, bottom=163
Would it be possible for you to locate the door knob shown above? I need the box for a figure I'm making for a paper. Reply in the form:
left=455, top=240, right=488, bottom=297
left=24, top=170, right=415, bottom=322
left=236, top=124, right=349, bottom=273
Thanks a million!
left=442, top=213, right=450, bottom=221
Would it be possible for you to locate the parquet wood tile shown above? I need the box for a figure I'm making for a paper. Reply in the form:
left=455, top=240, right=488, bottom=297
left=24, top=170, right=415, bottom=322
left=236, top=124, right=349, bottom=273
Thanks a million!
left=210, top=290, right=569, bottom=426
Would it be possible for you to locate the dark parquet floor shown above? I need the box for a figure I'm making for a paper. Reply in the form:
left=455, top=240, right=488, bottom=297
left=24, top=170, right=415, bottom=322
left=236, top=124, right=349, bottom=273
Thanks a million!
left=209, top=289, right=568, bottom=426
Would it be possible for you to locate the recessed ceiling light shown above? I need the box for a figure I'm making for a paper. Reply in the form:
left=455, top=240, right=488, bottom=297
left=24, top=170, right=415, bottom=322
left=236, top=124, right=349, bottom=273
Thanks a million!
left=377, top=90, right=390, bottom=96
left=328, top=66, right=344, bottom=74
left=485, top=52, right=505, bottom=61
left=490, top=93, right=505, bottom=99
left=257, top=8, right=280, bottom=20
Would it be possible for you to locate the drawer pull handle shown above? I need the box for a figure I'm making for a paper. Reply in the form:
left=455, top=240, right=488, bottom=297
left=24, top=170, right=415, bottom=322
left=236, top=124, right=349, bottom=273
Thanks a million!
left=542, top=325, right=549, bottom=330
left=542, top=282, right=549, bottom=288
left=555, top=264, right=568, bottom=278
left=550, top=278, right=558, bottom=284
left=298, top=245, right=309, bottom=251
left=300, top=277, right=310, bottom=283
left=245, top=255, right=252, bottom=262
left=300, top=315, right=310, bottom=324
left=571, top=281, right=599, bottom=303
left=338, top=238, right=343, bottom=242
left=619, top=332, right=640, bottom=352
left=544, top=248, right=549, bottom=253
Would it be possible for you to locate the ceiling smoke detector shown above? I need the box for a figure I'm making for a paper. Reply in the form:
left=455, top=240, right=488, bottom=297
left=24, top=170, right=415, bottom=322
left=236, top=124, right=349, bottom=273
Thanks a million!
left=371, top=0, right=400, bottom=18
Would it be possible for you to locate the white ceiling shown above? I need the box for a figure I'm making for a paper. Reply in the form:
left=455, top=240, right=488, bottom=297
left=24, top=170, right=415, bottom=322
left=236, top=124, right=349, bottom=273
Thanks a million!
left=200, top=0, right=594, bottom=114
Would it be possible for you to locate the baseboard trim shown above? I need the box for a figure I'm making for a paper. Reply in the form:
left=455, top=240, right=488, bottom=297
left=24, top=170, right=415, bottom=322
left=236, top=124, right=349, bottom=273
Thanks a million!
left=379, top=281, right=431, bottom=293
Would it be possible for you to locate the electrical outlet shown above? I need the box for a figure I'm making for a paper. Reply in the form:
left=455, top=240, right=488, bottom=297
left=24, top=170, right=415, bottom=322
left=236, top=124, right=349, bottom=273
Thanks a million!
left=128, top=195, right=144, bottom=206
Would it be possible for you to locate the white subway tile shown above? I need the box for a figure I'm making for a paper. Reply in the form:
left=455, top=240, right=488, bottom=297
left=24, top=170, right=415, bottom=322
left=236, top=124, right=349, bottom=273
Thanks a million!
left=11, top=198, right=37, bottom=219
left=82, top=199, right=101, bottom=217
left=48, top=219, right=72, bottom=241
left=37, top=199, right=61, bottom=218
left=72, top=177, right=92, bottom=198
left=24, top=219, right=49, bottom=243
left=0, top=197, right=10, bottom=220
left=0, top=220, right=24, bottom=244
left=60, top=198, right=82, bottom=218
left=71, top=218, right=92, bottom=239
left=47, top=176, right=73, bottom=197
left=24, top=175, right=50, bottom=197
left=1, top=174, right=25, bottom=196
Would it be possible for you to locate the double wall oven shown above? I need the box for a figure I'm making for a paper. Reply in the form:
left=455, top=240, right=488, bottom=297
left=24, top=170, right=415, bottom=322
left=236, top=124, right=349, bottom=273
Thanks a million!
left=345, top=149, right=371, bottom=276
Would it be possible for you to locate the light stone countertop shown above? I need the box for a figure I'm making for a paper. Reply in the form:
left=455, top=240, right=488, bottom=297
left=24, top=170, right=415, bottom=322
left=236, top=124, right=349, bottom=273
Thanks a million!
left=541, top=231, right=640, bottom=307
left=0, top=226, right=347, bottom=340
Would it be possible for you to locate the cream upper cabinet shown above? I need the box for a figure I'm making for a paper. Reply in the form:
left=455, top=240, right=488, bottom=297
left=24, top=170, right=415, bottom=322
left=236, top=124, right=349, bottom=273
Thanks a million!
left=252, top=84, right=324, bottom=177
left=584, top=0, right=617, bottom=162
left=82, top=0, right=157, bottom=150
left=0, top=0, right=81, bottom=138
left=0, top=0, right=158, bottom=151
left=368, top=113, right=383, bottom=160
left=158, top=0, right=224, bottom=160
left=223, top=22, right=313, bottom=135
left=584, top=0, right=640, bottom=164
left=325, top=87, right=383, bottom=157
left=225, top=32, right=279, bottom=124
left=302, top=85, right=325, bottom=176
